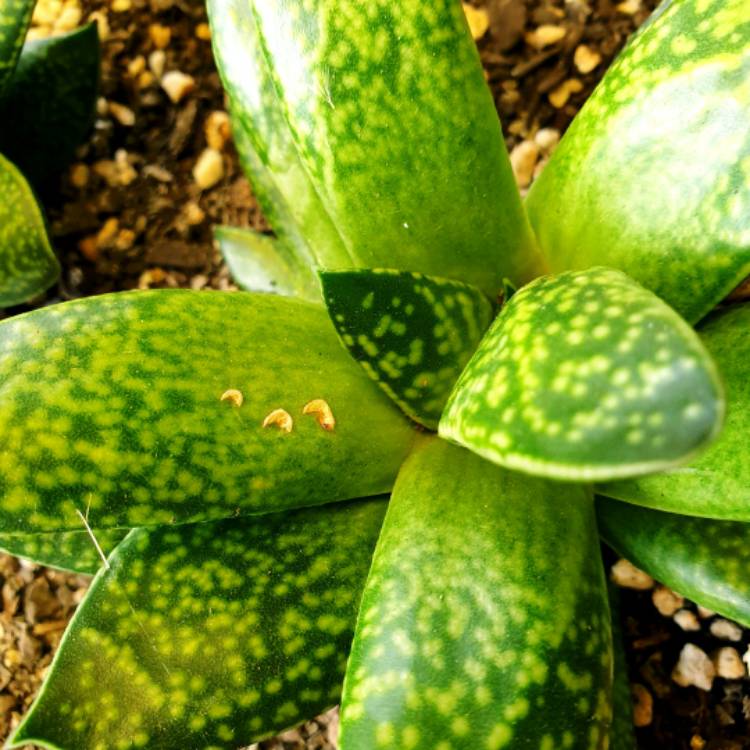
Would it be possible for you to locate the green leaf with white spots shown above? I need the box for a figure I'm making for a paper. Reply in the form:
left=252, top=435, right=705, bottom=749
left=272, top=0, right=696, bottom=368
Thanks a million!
left=0, top=0, right=34, bottom=95
left=600, top=302, right=750, bottom=519
left=207, top=0, right=544, bottom=298
left=597, top=495, right=750, bottom=628
left=9, top=498, right=387, bottom=749
left=0, top=22, right=99, bottom=187
left=0, top=290, right=416, bottom=533
left=525, top=0, right=750, bottom=324
left=608, top=584, right=636, bottom=750
left=439, top=267, right=724, bottom=482
left=320, top=269, right=494, bottom=429
left=214, top=225, right=319, bottom=302
left=0, top=153, right=60, bottom=306
left=340, top=438, right=612, bottom=750
left=0, top=528, right=127, bottom=574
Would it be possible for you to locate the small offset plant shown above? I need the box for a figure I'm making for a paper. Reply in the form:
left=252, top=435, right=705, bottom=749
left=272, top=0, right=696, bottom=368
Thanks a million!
left=0, top=0, right=98, bottom=306
left=0, top=0, right=749, bottom=748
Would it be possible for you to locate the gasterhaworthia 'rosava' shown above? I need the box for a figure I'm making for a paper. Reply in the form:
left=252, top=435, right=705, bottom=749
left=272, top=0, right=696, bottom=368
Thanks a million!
left=0, top=528, right=127, bottom=574
left=340, top=438, right=612, bottom=750
left=0, top=153, right=60, bottom=306
left=440, top=267, right=723, bottom=482
left=600, top=302, right=750, bottom=519
left=207, top=0, right=544, bottom=297
left=597, top=496, right=750, bottom=628
left=0, top=22, right=99, bottom=187
left=0, top=0, right=34, bottom=94
left=0, top=291, right=416, bottom=533
left=526, top=0, right=750, bottom=324
left=320, top=269, right=494, bottom=429
left=9, top=498, right=387, bottom=749
left=608, top=584, right=636, bottom=750
left=214, top=225, right=320, bottom=302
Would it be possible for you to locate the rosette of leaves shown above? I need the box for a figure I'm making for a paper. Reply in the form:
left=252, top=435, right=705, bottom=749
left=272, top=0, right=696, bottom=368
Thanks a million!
left=0, top=0, right=749, bottom=748
left=0, top=0, right=99, bottom=306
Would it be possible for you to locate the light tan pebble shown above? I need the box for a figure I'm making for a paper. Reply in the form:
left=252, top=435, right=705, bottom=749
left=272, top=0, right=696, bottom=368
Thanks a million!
left=710, top=618, right=743, bottom=642
left=220, top=389, right=243, bottom=407
left=262, top=409, right=293, bottom=433
left=26, top=26, right=52, bottom=41
left=148, top=50, right=166, bottom=79
left=149, top=23, right=171, bottom=49
left=526, top=24, right=567, bottom=50
left=69, top=163, right=89, bottom=188
left=652, top=586, right=684, bottom=617
left=88, top=10, right=109, bottom=40
left=610, top=559, right=654, bottom=590
left=193, top=148, right=224, bottom=190
left=114, top=149, right=138, bottom=186
left=96, top=217, right=119, bottom=248
left=509, top=141, right=539, bottom=190
left=548, top=78, right=583, bottom=108
left=183, top=201, right=205, bottom=226
left=461, top=3, right=489, bottom=40
left=672, top=644, right=715, bottom=691
left=96, top=96, right=109, bottom=117
left=697, top=606, right=716, bottom=619
left=674, top=609, right=701, bottom=632
left=631, top=683, right=653, bottom=727
left=195, top=22, right=211, bottom=40
left=54, top=4, right=82, bottom=31
left=573, top=44, right=602, bottom=74
left=303, top=399, right=336, bottom=431
left=713, top=647, right=746, bottom=679
left=127, top=56, right=146, bottom=77
left=108, top=102, right=136, bottom=127
left=534, top=127, right=560, bottom=153
left=204, top=110, right=232, bottom=151
left=190, top=274, right=209, bottom=290
left=32, top=0, right=62, bottom=26
left=616, top=0, right=641, bottom=13
left=138, top=71, right=155, bottom=89
left=161, top=70, right=196, bottom=103
left=111, top=0, right=131, bottom=12
left=138, top=268, right=167, bottom=290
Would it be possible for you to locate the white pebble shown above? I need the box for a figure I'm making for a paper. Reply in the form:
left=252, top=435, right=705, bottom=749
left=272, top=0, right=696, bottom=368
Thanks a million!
left=509, top=141, right=539, bottom=190
left=713, top=647, right=746, bottom=680
left=672, top=644, right=715, bottom=691
left=610, top=559, right=654, bottom=590
left=161, top=70, right=195, bottom=103
left=673, top=609, right=701, bottom=632
left=710, top=619, right=743, bottom=642
left=193, top=148, right=224, bottom=190
left=534, top=127, right=560, bottom=154
left=652, top=586, right=684, bottom=617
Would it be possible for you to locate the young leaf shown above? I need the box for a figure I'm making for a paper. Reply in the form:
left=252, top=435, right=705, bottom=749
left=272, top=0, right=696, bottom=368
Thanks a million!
left=525, top=0, right=750, bottom=324
left=208, top=0, right=543, bottom=298
left=597, top=495, right=750, bottom=628
left=340, top=438, right=612, bottom=750
left=0, top=23, right=100, bottom=187
left=214, top=225, right=319, bottom=302
left=0, top=528, right=127, bottom=574
left=0, top=0, right=34, bottom=95
left=440, top=267, right=724, bottom=482
left=0, top=153, right=60, bottom=306
left=0, top=290, right=416, bottom=533
left=600, top=303, right=750, bottom=519
left=320, top=269, right=494, bottom=429
left=9, top=498, right=387, bottom=749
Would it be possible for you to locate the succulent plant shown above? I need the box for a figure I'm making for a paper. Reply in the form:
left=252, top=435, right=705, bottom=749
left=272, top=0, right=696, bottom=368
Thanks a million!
left=0, top=0, right=98, bottom=307
left=1, top=0, right=749, bottom=748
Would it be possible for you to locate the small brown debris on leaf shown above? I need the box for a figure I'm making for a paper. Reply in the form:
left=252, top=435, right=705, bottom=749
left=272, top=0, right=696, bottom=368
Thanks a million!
left=263, top=409, right=294, bottom=433
left=220, top=389, right=243, bottom=408
left=303, top=399, right=336, bottom=431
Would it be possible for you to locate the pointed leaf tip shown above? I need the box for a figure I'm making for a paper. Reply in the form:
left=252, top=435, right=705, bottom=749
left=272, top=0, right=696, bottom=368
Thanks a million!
left=440, top=267, right=724, bottom=482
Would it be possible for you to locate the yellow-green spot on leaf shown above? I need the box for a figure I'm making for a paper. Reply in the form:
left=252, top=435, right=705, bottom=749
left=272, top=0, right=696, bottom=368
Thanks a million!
left=0, top=0, right=34, bottom=94
left=440, top=268, right=724, bottom=482
left=321, top=269, right=494, bottom=429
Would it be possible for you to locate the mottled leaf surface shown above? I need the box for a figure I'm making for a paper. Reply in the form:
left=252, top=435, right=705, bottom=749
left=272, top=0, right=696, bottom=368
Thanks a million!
left=526, top=0, right=750, bottom=324
left=0, top=23, right=99, bottom=187
left=440, top=268, right=723, bottom=482
left=214, top=225, right=319, bottom=302
left=609, top=584, right=636, bottom=750
left=208, top=0, right=543, bottom=297
left=10, top=498, right=387, bottom=749
left=0, top=528, right=126, bottom=574
left=0, top=290, right=415, bottom=533
left=0, top=0, right=34, bottom=94
left=340, top=438, right=612, bottom=750
left=0, top=153, right=60, bottom=306
left=597, top=496, right=750, bottom=627
left=600, top=303, right=750, bottom=519
left=321, top=269, right=494, bottom=429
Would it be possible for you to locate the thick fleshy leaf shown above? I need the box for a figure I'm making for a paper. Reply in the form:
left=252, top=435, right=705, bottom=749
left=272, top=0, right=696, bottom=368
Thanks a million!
left=207, top=0, right=543, bottom=297
left=0, top=528, right=126, bottom=574
left=609, top=584, right=636, bottom=750
left=0, top=23, right=99, bottom=187
left=0, top=0, right=34, bottom=95
left=0, top=290, right=415, bottom=533
left=440, top=267, right=724, bottom=482
left=9, top=498, right=387, bottom=749
left=320, top=269, right=494, bottom=429
left=214, top=225, right=319, bottom=302
left=597, top=496, right=750, bottom=627
left=525, top=0, right=750, bottom=324
left=600, top=302, right=750, bottom=519
left=0, top=153, right=60, bottom=306
left=340, top=438, right=612, bottom=750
